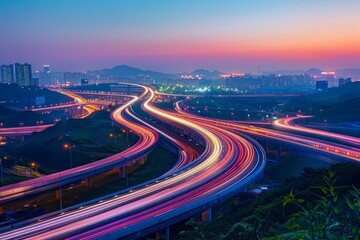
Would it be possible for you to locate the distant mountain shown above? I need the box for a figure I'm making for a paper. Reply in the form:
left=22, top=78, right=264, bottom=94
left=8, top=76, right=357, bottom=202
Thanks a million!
left=304, top=68, right=323, bottom=76
left=92, top=65, right=170, bottom=79
left=263, top=69, right=304, bottom=75
left=92, top=65, right=224, bottom=80
left=191, top=69, right=224, bottom=79
left=91, top=65, right=360, bottom=80
left=335, top=68, right=360, bottom=78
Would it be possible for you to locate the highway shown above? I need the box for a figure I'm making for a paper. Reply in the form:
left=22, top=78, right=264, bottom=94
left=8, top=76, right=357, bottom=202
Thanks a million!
left=0, top=89, right=159, bottom=203
left=0, top=85, right=265, bottom=239
left=0, top=124, right=54, bottom=136
left=273, top=115, right=360, bottom=148
left=175, top=101, right=360, bottom=163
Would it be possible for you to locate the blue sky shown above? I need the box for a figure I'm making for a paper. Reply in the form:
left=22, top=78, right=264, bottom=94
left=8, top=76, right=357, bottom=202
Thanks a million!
left=1, top=0, right=359, bottom=72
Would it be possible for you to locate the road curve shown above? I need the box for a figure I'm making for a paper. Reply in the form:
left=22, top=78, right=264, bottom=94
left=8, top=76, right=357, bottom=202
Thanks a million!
left=0, top=88, right=158, bottom=203
left=175, top=101, right=360, bottom=163
left=273, top=115, right=360, bottom=148
left=0, top=85, right=265, bottom=239
left=0, top=125, right=54, bottom=136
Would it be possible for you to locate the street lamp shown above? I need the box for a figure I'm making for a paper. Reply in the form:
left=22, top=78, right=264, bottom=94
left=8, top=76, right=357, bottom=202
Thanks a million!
left=30, top=162, right=37, bottom=171
left=59, top=171, right=63, bottom=211
left=122, top=129, right=129, bottom=147
left=109, top=133, right=117, bottom=153
left=247, top=114, right=251, bottom=126
left=64, top=144, right=75, bottom=168
left=0, top=157, right=3, bottom=187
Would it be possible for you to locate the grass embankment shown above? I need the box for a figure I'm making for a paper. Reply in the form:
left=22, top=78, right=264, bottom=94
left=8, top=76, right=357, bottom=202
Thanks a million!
left=184, top=96, right=289, bottom=121
left=4, top=110, right=137, bottom=173
left=2, top=147, right=176, bottom=221
left=174, top=158, right=359, bottom=240
left=284, top=82, right=360, bottom=123
left=1, top=110, right=178, bottom=222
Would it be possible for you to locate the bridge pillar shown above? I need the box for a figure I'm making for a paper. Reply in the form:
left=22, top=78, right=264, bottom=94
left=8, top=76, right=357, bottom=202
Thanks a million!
left=201, top=208, right=212, bottom=222
left=55, top=189, right=61, bottom=199
left=85, top=177, right=93, bottom=187
left=155, top=226, right=170, bottom=240
left=0, top=205, right=4, bottom=214
left=119, top=166, right=126, bottom=178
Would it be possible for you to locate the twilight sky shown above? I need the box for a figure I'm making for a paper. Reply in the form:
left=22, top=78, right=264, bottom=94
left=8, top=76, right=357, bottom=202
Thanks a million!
left=0, top=0, right=359, bottom=73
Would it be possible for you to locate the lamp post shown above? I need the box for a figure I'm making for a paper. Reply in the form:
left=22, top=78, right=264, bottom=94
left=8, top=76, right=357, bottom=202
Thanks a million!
left=109, top=133, right=117, bottom=153
left=59, top=171, right=63, bottom=211
left=0, top=157, right=3, bottom=187
left=64, top=144, right=75, bottom=168
left=247, top=114, right=251, bottom=126
left=122, top=129, right=129, bottom=147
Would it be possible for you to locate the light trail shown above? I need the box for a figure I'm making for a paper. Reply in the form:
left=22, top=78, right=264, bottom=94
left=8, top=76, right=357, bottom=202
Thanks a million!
left=175, top=101, right=360, bottom=162
left=0, top=125, right=54, bottom=136
left=0, top=85, right=264, bottom=239
left=59, top=91, right=100, bottom=118
left=274, top=115, right=360, bottom=147
left=0, top=89, right=158, bottom=203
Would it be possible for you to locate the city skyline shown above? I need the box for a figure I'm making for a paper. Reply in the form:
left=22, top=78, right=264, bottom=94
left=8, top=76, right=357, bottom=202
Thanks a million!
left=1, top=0, right=360, bottom=72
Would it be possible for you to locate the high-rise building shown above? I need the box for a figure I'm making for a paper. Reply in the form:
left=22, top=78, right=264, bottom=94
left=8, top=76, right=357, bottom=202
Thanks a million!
left=1, top=64, right=15, bottom=84
left=339, top=78, right=352, bottom=87
left=15, top=63, right=32, bottom=86
left=31, top=78, right=39, bottom=87
left=316, top=80, right=328, bottom=91
left=43, top=64, right=50, bottom=73
left=321, top=71, right=336, bottom=87
left=81, top=79, right=89, bottom=86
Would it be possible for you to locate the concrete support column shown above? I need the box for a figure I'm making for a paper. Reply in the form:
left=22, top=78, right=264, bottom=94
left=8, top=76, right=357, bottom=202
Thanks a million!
left=85, top=177, right=93, bottom=187
left=119, top=166, right=126, bottom=178
left=55, top=189, right=61, bottom=200
left=201, top=208, right=212, bottom=222
left=155, top=226, right=170, bottom=240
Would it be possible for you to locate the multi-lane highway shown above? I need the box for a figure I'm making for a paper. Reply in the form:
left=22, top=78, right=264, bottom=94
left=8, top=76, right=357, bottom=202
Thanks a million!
left=0, top=125, right=54, bottom=136
left=0, top=85, right=265, bottom=239
left=175, top=101, right=360, bottom=163
left=273, top=115, right=360, bottom=148
left=1, top=83, right=358, bottom=239
left=0, top=89, right=158, bottom=203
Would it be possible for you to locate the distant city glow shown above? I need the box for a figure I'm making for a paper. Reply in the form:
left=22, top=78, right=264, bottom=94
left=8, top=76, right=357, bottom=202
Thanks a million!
left=0, top=1, right=359, bottom=72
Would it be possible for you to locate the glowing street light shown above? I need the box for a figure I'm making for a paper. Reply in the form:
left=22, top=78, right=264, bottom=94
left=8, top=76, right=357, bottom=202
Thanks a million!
left=64, top=144, right=75, bottom=168
left=0, top=157, right=3, bottom=186
left=109, top=133, right=117, bottom=152
left=30, top=162, right=38, bottom=174
left=122, top=129, right=130, bottom=147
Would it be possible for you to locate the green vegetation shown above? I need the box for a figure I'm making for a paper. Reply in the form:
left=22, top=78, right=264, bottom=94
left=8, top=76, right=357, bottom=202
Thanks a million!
left=1, top=147, right=177, bottom=222
left=0, top=83, right=72, bottom=108
left=0, top=105, right=62, bottom=127
left=284, top=82, right=360, bottom=123
left=175, top=162, right=360, bottom=240
left=264, top=156, right=331, bottom=182
left=3, top=110, right=137, bottom=173
left=184, top=96, right=287, bottom=121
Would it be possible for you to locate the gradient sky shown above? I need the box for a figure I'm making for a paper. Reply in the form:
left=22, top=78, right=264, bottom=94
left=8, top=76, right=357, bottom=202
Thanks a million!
left=1, top=0, right=359, bottom=73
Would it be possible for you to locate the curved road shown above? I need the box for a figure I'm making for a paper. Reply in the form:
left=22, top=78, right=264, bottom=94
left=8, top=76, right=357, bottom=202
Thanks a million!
left=0, top=85, right=265, bottom=239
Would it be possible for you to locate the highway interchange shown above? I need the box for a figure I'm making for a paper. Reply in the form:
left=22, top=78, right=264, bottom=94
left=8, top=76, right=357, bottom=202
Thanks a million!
left=0, top=84, right=359, bottom=239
